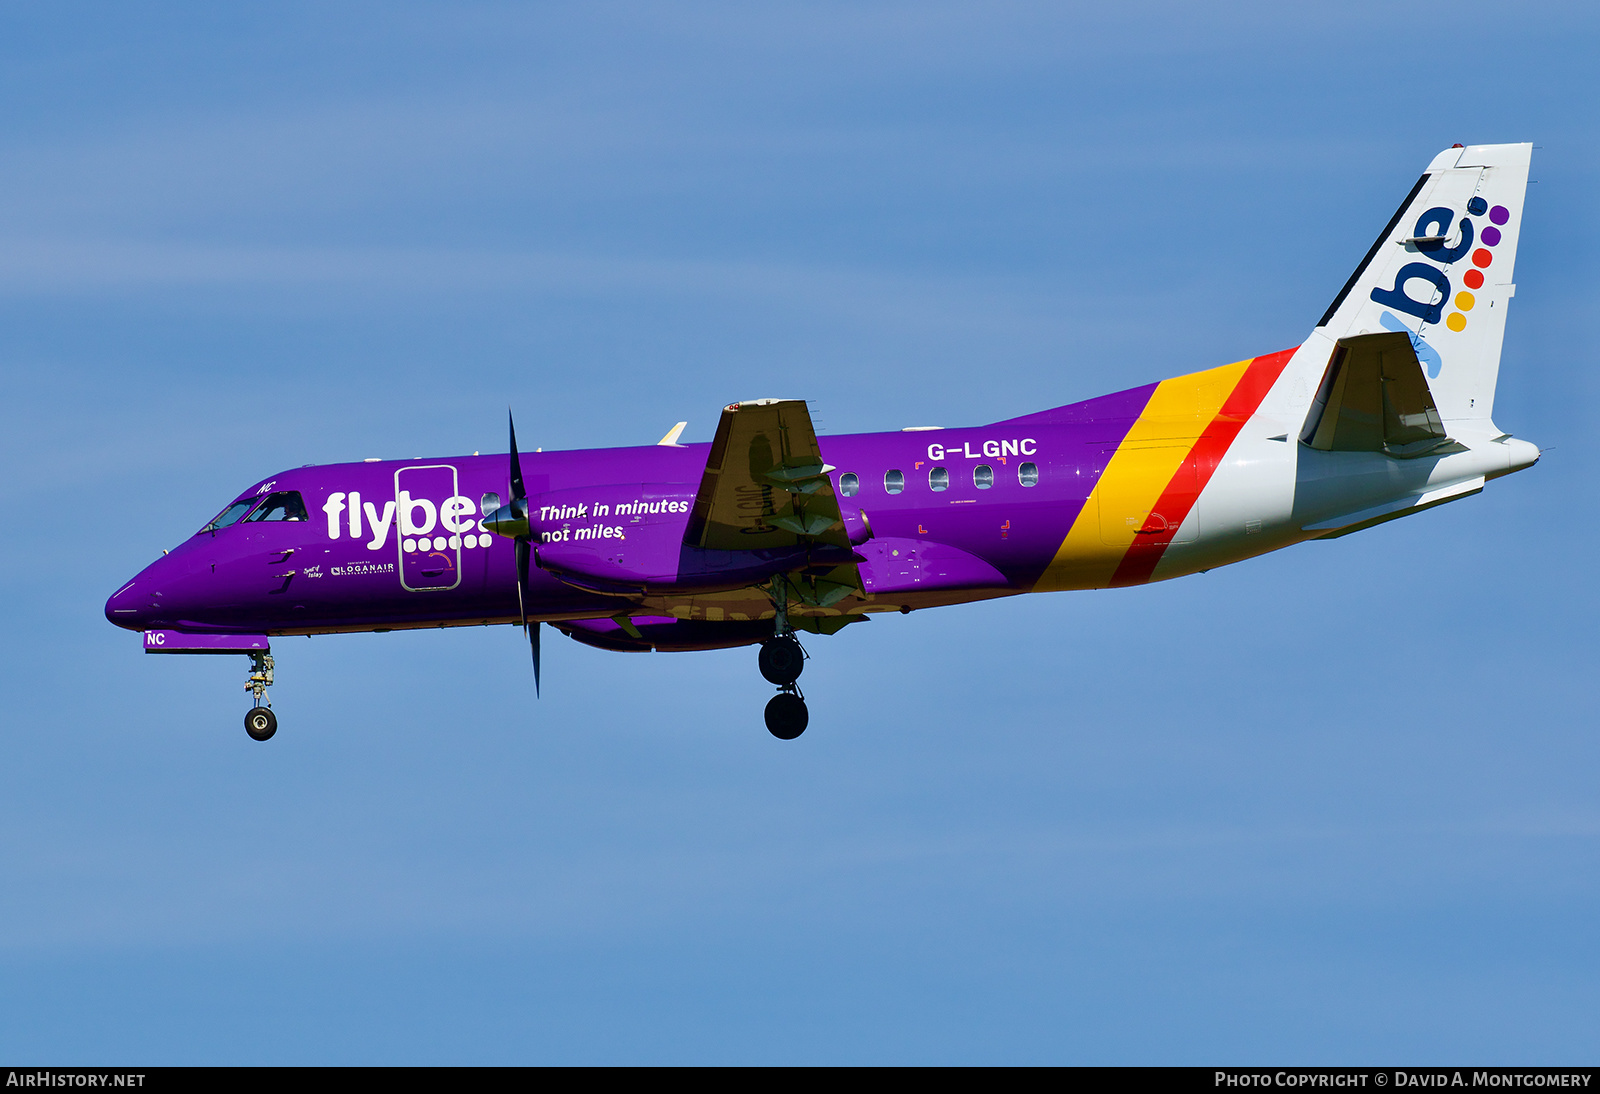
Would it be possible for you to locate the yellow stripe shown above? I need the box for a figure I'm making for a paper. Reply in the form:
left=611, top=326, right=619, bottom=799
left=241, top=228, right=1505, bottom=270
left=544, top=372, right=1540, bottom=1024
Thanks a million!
left=1034, top=358, right=1251, bottom=592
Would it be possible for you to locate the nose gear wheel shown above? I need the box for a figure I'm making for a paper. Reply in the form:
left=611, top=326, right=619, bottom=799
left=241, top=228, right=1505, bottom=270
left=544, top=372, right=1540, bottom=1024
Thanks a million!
left=245, top=706, right=277, bottom=741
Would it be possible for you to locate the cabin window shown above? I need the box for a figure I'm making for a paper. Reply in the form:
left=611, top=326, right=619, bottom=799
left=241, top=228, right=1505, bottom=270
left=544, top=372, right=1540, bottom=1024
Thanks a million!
left=840, top=472, right=860, bottom=497
left=202, top=498, right=258, bottom=532
left=1019, top=462, right=1039, bottom=487
left=244, top=491, right=310, bottom=522
left=929, top=467, right=949, bottom=492
left=884, top=469, right=905, bottom=495
left=973, top=464, right=994, bottom=489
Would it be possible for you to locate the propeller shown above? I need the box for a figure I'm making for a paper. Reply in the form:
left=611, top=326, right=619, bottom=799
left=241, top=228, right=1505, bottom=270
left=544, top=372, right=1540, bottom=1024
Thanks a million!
left=482, top=410, right=541, bottom=695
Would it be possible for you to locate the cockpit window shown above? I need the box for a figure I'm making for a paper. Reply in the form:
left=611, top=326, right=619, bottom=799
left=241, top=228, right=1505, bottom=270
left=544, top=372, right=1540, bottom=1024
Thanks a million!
left=244, top=491, right=309, bottom=523
left=202, top=498, right=258, bottom=532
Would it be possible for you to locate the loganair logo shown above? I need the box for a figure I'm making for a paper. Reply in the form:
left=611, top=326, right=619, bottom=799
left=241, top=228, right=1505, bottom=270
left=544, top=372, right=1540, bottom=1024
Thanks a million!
left=318, top=490, right=492, bottom=553
left=1371, top=196, right=1511, bottom=334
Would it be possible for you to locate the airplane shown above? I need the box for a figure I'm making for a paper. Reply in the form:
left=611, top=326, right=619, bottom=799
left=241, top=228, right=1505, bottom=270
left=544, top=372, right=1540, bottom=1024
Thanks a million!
left=106, top=142, right=1540, bottom=743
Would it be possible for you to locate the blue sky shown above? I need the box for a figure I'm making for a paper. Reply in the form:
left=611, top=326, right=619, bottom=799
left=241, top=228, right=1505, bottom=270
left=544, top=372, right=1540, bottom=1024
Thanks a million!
left=1, top=1, right=1597, bottom=1063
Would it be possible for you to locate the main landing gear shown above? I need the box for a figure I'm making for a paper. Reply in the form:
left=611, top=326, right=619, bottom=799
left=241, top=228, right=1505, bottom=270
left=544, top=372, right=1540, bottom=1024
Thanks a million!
left=760, top=633, right=809, bottom=740
left=244, top=651, right=277, bottom=741
left=760, top=577, right=810, bottom=740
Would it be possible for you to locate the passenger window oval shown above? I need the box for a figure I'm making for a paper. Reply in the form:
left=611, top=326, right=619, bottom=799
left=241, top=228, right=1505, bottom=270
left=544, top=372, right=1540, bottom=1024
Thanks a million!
left=884, top=469, right=905, bottom=495
left=1019, top=462, right=1039, bottom=487
left=974, top=464, right=994, bottom=489
left=929, top=467, right=949, bottom=492
left=840, top=472, right=859, bottom=497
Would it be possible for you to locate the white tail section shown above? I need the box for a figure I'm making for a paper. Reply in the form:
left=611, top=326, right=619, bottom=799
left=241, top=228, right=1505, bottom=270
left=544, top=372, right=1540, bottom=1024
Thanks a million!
left=1314, top=143, right=1531, bottom=424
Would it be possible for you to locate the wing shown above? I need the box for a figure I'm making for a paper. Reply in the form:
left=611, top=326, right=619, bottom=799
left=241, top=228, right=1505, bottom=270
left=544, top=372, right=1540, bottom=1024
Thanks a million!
left=683, top=399, right=862, bottom=606
left=685, top=399, right=849, bottom=550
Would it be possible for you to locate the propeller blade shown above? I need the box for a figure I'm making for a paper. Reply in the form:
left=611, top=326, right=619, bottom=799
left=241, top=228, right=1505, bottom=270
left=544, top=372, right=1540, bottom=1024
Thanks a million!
left=515, top=536, right=540, bottom=697
left=515, top=538, right=530, bottom=634
left=530, top=621, right=541, bottom=697
left=508, top=409, right=527, bottom=505
left=508, top=412, right=539, bottom=697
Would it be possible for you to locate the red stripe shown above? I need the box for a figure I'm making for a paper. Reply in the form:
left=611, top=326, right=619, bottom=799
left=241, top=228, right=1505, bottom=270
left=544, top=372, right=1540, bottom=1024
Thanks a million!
left=1108, top=347, right=1296, bottom=587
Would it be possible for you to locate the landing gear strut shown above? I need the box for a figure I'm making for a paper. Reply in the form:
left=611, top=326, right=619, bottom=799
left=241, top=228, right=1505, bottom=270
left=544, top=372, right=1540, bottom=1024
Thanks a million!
left=244, top=651, right=276, bottom=741
left=762, top=576, right=809, bottom=739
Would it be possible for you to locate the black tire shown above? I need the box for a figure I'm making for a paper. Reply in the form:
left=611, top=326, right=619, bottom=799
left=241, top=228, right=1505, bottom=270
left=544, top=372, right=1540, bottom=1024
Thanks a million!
left=244, top=706, right=278, bottom=742
left=764, top=693, right=808, bottom=740
left=758, top=636, right=805, bottom=685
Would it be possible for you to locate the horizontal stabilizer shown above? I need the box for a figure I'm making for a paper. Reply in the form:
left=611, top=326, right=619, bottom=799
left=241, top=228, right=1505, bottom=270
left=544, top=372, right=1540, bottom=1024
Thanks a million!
left=1300, top=332, right=1463, bottom=459
left=1305, top=476, right=1485, bottom=538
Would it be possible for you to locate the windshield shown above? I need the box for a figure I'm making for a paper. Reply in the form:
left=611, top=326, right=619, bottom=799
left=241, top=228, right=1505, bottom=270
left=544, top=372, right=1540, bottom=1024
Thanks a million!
left=202, top=498, right=258, bottom=533
left=244, top=491, right=309, bottom=523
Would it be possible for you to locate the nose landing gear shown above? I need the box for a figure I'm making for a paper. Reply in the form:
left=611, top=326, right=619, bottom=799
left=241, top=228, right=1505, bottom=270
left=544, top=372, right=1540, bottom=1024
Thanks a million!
left=244, top=651, right=276, bottom=741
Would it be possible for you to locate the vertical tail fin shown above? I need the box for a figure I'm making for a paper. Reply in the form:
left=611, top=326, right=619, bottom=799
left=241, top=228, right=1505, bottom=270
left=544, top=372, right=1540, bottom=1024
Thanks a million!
left=1315, top=143, right=1531, bottom=424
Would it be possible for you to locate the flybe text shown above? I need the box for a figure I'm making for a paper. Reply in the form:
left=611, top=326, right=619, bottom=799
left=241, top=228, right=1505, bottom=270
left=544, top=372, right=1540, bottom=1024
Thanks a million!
left=926, top=438, right=1036, bottom=461
left=320, top=491, right=479, bottom=551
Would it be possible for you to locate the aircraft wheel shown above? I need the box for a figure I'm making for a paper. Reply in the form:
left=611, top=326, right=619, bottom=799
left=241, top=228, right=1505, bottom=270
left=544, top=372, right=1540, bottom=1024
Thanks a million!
left=244, top=706, right=278, bottom=742
left=764, top=693, right=808, bottom=740
left=758, top=636, right=805, bottom=685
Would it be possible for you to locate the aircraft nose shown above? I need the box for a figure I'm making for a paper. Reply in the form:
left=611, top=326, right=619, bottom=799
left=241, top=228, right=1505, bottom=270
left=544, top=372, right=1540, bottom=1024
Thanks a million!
left=105, top=554, right=177, bottom=631
left=105, top=576, right=150, bottom=631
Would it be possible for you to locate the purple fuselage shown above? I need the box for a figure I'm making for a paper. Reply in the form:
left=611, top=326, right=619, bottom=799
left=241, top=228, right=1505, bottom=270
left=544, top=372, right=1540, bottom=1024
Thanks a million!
left=105, top=386, right=1154, bottom=648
